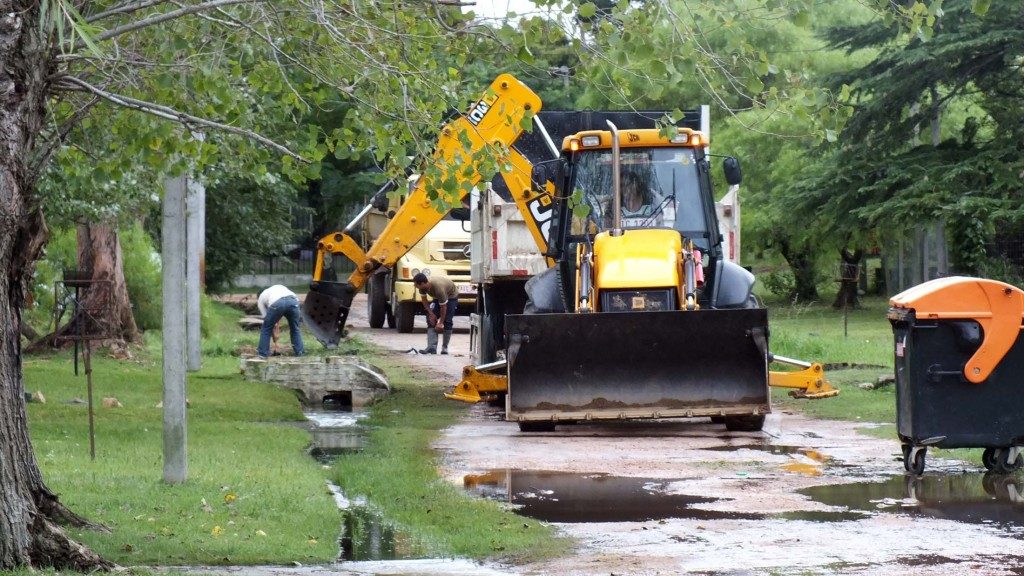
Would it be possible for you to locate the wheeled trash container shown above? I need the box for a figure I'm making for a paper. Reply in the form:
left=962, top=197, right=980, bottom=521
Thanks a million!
left=889, top=276, right=1024, bottom=475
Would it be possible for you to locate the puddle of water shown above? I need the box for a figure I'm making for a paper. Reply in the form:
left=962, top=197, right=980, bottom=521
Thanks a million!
left=305, top=408, right=368, bottom=463
left=339, top=506, right=425, bottom=561
left=802, top=473, right=1024, bottom=532
left=327, top=482, right=425, bottom=562
left=463, top=469, right=762, bottom=523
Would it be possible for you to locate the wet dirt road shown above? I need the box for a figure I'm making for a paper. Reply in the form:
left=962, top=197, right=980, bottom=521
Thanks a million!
left=342, top=294, right=1024, bottom=575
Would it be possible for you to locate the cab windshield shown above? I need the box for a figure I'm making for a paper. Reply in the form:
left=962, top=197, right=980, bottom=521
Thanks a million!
left=570, top=147, right=709, bottom=245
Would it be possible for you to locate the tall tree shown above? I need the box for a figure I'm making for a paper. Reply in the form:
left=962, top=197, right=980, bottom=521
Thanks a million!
left=787, top=0, right=1024, bottom=277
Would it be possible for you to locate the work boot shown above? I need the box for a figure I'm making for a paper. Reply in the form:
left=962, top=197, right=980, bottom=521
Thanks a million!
left=419, top=327, right=438, bottom=354
left=441, top=329, right=452, bottom=354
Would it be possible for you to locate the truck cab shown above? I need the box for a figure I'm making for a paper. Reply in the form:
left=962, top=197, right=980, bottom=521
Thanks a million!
left=364, top=179, right=477, bottom=332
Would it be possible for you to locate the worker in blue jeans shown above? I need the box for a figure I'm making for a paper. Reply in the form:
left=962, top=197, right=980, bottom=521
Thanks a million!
left=257, top=285, right=305, bottom=358
left=413, top=273, right=458, bottom=354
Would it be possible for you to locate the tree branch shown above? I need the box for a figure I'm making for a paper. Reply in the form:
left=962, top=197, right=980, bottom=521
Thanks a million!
left=85, top=0, right=170, bottom=24
left=56, top=76, right=307, bottom=163
left=78, top=0, right=261, bottom=49
left=29, top=95, right=100, bottom=181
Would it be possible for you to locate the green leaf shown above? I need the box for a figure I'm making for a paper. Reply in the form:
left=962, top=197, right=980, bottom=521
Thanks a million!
left=578, top=2, right=597, bottom=18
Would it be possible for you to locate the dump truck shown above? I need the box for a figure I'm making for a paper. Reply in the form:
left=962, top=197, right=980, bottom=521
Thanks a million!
left=362, top=178, right=476, bottom=333
left=302, top=74, right=835, bottom=431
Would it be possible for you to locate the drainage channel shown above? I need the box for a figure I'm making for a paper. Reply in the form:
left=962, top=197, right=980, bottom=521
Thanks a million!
left=305, top=403, right=425, bottom=561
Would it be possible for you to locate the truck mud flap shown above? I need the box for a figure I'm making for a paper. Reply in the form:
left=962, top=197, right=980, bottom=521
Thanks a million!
left=505, top=309, right=769, bottom=421
left=301, top=281, right=355, bottom=348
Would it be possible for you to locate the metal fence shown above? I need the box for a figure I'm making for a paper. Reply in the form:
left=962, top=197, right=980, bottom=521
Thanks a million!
left=244, top=251, right=318, bottom=276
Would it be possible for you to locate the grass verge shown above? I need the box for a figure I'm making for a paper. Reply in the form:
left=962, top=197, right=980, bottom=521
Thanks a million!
left=330, top=349, right=572, bottom=563
left=23, top=303, right=339, bottom=566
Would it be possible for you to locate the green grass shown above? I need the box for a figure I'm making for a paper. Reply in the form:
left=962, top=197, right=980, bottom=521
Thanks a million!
left=23, top=304, right=339, bottom=566
left=22, top=300, right=572, bottom=569
left=330, top=353, right=572, bottom=563
left=765, top=295, right=982, bottom=465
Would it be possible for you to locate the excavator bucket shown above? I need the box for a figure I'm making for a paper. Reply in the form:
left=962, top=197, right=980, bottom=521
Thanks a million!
left=301, top=281, right=356, bottom=348
left=505, top=309, right=769, bottom=422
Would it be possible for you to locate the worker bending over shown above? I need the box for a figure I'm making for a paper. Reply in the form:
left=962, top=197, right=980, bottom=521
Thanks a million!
left=413, top=273, right=457, bottom=354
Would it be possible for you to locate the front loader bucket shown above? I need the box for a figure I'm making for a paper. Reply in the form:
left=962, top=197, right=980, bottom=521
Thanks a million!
left=301, top=281, right=356, bottom=348
left=505, top=309, right=769, bottom=422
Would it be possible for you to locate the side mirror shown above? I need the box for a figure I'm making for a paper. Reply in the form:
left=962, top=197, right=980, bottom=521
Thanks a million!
left=370, top=189, right=389, bottom=212
left=531, top=159, right=565, bottom=190
left=449, top=207, right=471, bottom=221
left=723, top=157, right=742, bottom=185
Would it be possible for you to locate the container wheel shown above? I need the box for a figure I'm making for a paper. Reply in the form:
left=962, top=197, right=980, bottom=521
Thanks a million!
left=983, top=447, right=998, bottom=471
left=724, top=414, right=765, bottom=432
left=901, top=444, right=912, bottom=461
left=905, top=447, right=926, bottom=475
left=518, top=421, right=556, bottom=433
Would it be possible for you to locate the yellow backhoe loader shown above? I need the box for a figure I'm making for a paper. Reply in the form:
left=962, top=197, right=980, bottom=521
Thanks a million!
left=301, top=74, right=837, bottom=433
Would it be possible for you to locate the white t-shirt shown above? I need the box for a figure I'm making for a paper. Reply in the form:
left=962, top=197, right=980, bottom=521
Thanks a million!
left=258, top=285, right=296, bottom=316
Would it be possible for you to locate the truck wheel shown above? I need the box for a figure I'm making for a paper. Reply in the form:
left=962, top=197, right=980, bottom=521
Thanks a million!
left=486, top=393, right=506, bottom=408
left=385, top=305, right=395, bottom=329
left=368, top=274, right=387, bottom=328
left=724, top=414, right=765, bottom=432
left=396, top=301, right=417, bottom=333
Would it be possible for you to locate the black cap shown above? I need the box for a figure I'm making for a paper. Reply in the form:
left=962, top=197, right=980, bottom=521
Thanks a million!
left=412, top=272, right=428, bottom=284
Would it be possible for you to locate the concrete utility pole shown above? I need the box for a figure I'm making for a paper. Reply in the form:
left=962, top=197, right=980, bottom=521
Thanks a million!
left=186, top=176, right=205, bottom=372
left=163, top=175, right=188, bottom=484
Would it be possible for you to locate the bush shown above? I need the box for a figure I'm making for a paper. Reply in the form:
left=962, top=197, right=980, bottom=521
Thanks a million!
left=26, top=229, right=77, bottom=335
left=120, top=223, right=162, bottom=331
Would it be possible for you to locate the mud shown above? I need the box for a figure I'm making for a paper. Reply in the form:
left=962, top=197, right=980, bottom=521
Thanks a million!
left=338, top=294, right=1024, bottom=574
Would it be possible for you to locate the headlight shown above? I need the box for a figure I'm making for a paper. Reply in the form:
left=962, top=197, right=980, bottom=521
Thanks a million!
left=411, top=268, right=420, bottom=277
left=581, top=135, right=601, bottom=147
left=422, top=268, right=431, bottom=277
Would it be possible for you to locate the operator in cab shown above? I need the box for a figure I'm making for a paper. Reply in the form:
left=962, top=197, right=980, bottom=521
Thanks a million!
left=619, top=171, right=664, bottom=227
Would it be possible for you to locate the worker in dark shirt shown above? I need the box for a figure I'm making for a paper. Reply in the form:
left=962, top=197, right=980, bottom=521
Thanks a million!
left=413, top=273, right=458, bottom=354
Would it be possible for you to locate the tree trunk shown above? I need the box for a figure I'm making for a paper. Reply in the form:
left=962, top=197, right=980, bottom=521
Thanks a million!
left=0, top=3, right=112, bottom=570
left=776, top=236, right=820, bottom=302
left=832, top=248, right=864, bottom=310
left=71, top=223, right=141, bottom=343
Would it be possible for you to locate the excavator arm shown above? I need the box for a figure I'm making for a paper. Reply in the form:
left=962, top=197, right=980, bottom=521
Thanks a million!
left=302, top=74, right=543, bottom=346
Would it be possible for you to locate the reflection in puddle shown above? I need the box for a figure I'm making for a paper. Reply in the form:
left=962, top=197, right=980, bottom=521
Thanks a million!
left=703, top=444, right=833, bottom=476
left=339, top=505, right=424, bottom=561
left=464, top=469, right=762, bottom=523
left=305, top=409, right=367, bottom=463
left=803, top=473, right=1024, bottom=532
left=327, top=483, right=424, bottom=561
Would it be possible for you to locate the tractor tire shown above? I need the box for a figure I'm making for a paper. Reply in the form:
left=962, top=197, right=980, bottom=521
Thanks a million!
left=396, top=301, right=417, bottom=333
left=724, top=414, right=765, bottom=432
left=368, top=275, right=387, bottom=329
